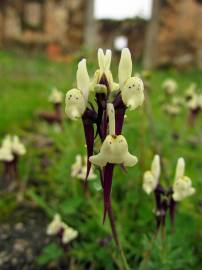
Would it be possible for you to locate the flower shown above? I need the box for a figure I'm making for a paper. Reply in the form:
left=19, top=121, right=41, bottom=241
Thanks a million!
left=185, top=83, right=197, bottom=100
left=186, top=92, right=202, bottom=111
left=65, top=59, right=90, bottom=120
left=89, top=103, right=138, bottom=167
left=46, top=214, right=64, bottom=235
left=49, top=88, right=63, bottom=104
left=143, top=155, right=160, bottom=194
left=1, top=135, right=26, bottom=158
left=62, top=226, right=78, bottom=244
left=47, top=214, right=78, bottom=244
left=118, top=48, right=144, bottom=110
left=71, top=154, right=96, bottom=180
left=0, top=145, right=14, bottom=162
left=92, top=48, right=114, bottom=92
left=172, top=158, right=195, bottom=201
left=162, top=79, right=178, bottom=95
left=12, top=136, right=26, bottom=156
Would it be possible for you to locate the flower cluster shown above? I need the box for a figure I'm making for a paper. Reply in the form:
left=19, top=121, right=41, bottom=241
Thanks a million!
left=0, top=135, right=26, bottom=162
left=143, top=156, right=195, bottom=229
left=65, top=48, right=144, bottom=222
left=47, top=214, right=78, bottom=244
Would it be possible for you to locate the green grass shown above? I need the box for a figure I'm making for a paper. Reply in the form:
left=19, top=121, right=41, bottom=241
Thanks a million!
left=0, top=50, right=202, bottom=269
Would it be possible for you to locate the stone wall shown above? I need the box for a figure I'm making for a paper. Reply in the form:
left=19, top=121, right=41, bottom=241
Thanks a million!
left=157, top=0, right=202, bottom=68
left=0, top=0, right=86, bottom=52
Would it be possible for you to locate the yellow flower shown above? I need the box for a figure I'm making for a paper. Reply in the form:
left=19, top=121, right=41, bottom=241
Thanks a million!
left=172, top=158, right=195, bottom=201
left=118, top=48, right=144, bottom=110
left=143, top=155, right=160, bottom=194
left=65, top=59, right=90, bottom=120
left=89, top=103, right=138, bottom=167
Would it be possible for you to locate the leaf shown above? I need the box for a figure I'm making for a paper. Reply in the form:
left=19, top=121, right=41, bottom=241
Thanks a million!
left=37, top=243, right=63, bottom=266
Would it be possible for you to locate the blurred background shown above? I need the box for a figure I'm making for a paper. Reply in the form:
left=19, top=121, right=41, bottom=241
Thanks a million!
left=0, top=1, right=202, bottom=270
left=0, top=0, right=202, bottom=69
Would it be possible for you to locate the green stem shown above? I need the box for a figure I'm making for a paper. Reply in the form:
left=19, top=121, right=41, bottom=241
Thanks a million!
left=107, top=200, right=131, bottom=270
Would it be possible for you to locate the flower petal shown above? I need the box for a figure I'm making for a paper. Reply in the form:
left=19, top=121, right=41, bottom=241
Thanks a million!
left=76, top=59, right=90, bottom=102
left=118, top=48, right=132, bottom=88
left=175, top=157, right=185, bottom=180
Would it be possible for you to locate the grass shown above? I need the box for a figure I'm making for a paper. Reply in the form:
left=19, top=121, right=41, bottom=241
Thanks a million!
left=0, top=50, right=202, bottom=269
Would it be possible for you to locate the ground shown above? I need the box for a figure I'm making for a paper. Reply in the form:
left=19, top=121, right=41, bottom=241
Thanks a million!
left=0, top=50, right=202, bottom=269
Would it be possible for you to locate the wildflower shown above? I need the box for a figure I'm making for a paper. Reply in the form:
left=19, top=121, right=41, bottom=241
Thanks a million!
left=186, top=92, right=202, bottom=111
left=118, top=48, right=144, bottom=110
left=2, top=135, right=26, bottom=157
left=46, top=214, right=64, bottom=235
left=62, top=226, right=78, bottom=244
left=143, top=155, right=160, bottom=194
left=71, top=154, right=96, bottom=180
left=65, top=59, right=90, bottom=120
left=162, top=79, right=178, bottom=95
left=49, top=88, right=63, bottom=104
left=89, top=103, right=138, bottom=167
left=185, top=83, right=197, bottom=100
left=172, top=158, right=195, bottom=201
left=92, top=48, right=114, bottom=92
left=47, top=214, right=78, bottom=244
left=0, top=145, right=14, bottom=162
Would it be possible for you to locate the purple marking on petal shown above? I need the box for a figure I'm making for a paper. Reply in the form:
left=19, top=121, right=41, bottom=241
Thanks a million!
left=103, top=163, right=114, bottom=224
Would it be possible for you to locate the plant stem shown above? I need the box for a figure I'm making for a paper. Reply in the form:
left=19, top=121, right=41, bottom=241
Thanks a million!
left=107, top=200, right=131, bottom=270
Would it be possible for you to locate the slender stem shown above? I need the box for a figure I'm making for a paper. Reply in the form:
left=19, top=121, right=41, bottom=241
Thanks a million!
left=107, top=200, right=131, bottom=270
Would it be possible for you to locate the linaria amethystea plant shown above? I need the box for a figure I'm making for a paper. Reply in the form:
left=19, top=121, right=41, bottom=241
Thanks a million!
left=143, top=156, right=195, bottom=233
left=65, top=48, right=144, bottom=266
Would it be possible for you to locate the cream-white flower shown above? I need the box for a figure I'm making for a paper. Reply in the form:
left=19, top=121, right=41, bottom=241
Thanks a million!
left=1, top=135, right=26, bottom=157
left=71, top=154, right=96, bottom=180
left=185, top=83, right=197, bottom=99
left=143, top=155, right=160, bottom=194
left=0, top=146, right=14, bottom=162
left=62, top=226, right=78, bottom=244
left=92, top=48, right=114, bottom=92
left=186, top=93, right=202, bottom=110
left=65, top=59, right=90, bottom=120
left=172, top=158, right=195, bottom=201
left=118, top=48, right=144, bottom=110
left=162, top=79, right=178, bottom=95
left=12, top=136, right=26, bottom=156
left=89, top=103, right=138, bottom=167
left=49, top=88, right=63, bottom=104
left=46, top=214, right=64, bottom=235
